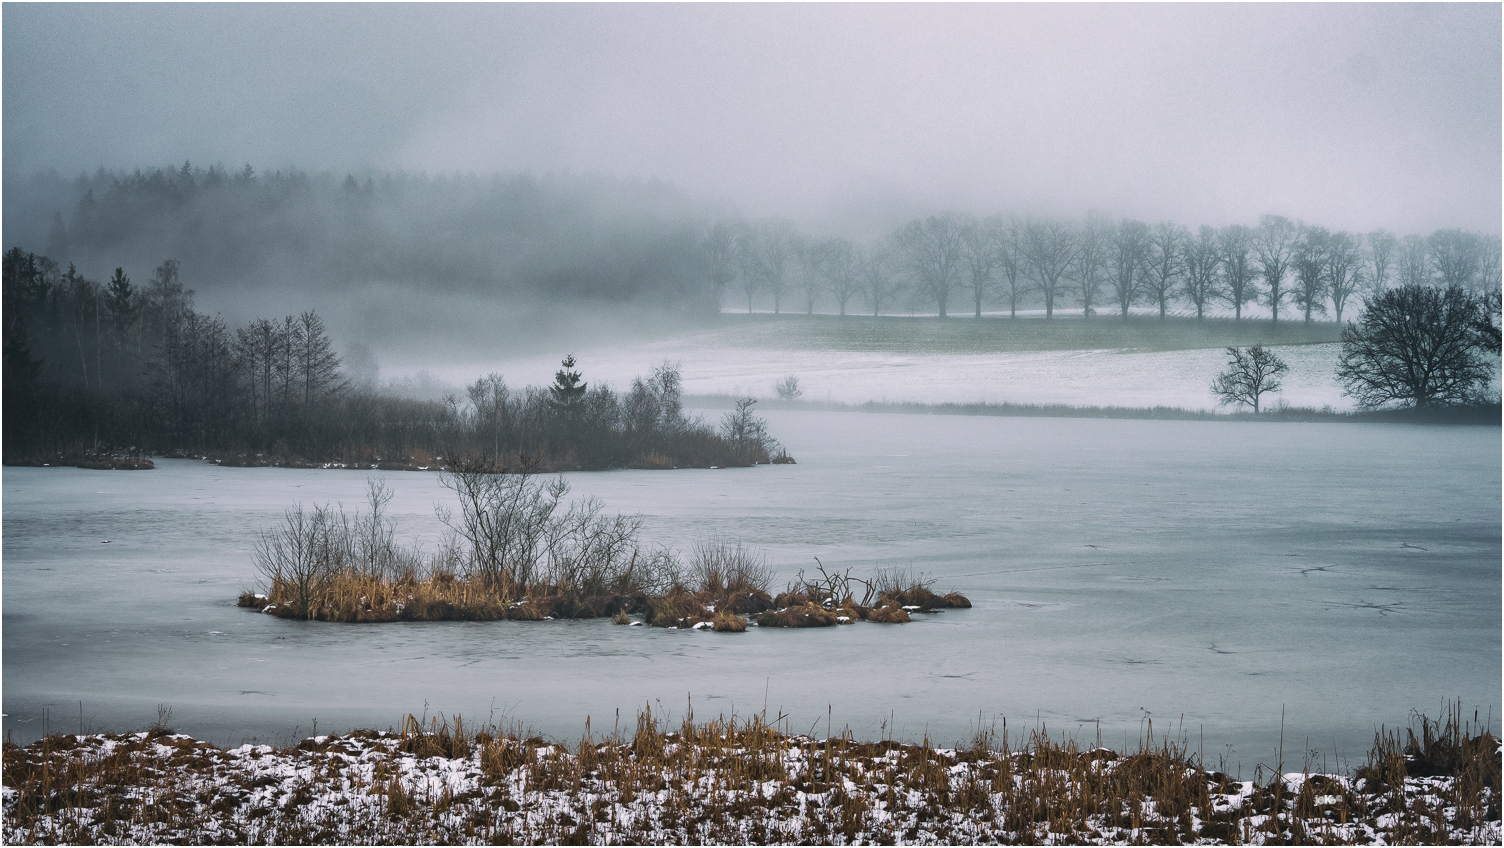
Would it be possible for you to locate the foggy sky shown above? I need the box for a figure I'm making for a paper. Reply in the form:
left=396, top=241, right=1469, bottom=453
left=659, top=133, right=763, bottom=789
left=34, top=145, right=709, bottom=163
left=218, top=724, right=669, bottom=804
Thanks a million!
left=4, top=3, right=1499, bottom=236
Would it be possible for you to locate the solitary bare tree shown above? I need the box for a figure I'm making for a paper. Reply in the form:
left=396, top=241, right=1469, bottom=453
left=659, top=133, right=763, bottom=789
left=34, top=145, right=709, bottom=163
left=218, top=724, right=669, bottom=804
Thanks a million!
left=1338, top=284, right=1494, bottom=409
left=1255, top=214, right=1298, bottom=323
left=1210, top=343, right=1288, bottom=413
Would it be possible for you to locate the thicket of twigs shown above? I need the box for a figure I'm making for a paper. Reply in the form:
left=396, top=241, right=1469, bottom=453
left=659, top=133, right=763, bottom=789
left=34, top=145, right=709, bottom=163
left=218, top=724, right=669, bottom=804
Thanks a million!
left=241, top=474, right=966, bottom=628
left=3, top=703, right=1497, bottom=844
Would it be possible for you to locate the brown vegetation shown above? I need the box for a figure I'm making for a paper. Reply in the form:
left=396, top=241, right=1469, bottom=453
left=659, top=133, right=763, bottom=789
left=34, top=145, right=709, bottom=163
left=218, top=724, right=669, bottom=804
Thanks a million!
left=4, top=706, right=1496, bottom=844
left=244, top=476, right=967, bottom=631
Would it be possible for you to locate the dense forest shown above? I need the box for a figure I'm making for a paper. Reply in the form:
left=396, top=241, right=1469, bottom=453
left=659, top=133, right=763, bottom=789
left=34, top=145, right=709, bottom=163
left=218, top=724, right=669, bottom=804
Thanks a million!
left=1, top=247, right=780, bottom=467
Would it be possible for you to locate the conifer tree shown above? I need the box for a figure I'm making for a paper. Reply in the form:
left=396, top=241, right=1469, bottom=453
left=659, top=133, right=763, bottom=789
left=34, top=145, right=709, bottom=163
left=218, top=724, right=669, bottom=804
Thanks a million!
left=548, top=354, right=587, bottom=414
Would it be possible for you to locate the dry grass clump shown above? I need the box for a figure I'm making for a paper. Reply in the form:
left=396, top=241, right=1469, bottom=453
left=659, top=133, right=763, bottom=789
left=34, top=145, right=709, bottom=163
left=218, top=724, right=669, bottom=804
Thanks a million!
left=245, top=476, right=969, bottom=634
left=755, top=602, right=841, bottom=628
left=866, top=603, right=912, bottom=623
left=752, top=563, right=969, bottom=628
left=6, top=706, right=1497, bottom=845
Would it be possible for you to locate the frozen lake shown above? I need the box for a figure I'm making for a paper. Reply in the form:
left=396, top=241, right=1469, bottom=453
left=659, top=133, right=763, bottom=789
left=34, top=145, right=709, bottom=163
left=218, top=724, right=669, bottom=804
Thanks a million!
left=4, top=410, right=1499, bottom=776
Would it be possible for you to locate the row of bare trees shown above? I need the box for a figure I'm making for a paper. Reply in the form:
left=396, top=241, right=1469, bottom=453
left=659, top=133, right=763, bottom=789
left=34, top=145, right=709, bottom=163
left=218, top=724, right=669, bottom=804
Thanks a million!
left=702, top=213, right=1502, bottom=322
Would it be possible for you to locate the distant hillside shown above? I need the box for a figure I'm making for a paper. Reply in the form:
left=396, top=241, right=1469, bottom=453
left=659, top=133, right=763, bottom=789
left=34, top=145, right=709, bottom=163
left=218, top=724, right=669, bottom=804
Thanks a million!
left=2, top=165, right=721, bottom=313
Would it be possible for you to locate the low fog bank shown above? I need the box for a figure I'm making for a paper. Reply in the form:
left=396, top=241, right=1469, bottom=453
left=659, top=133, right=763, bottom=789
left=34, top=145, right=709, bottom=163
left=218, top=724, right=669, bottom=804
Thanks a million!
left=2, top=165, right=726, bottom=340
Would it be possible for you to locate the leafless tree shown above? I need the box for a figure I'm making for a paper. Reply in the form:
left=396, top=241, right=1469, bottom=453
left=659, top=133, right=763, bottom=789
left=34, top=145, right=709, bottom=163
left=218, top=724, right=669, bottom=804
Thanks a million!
left=1396, top=234, right=1431, bottom=288
left=1021, top=216, right=1078, bottom=318
left=1291, top=225, right=1330, bottom=324
left=860, top=244, right=901, bottom=317
left=1255, top=214, right=1298, bottom=323
left=1142, top=221, right=1186, bottom=318
left=1218, top=224, right=1259, bottom=321
left=438, top=462, right=568, bottom=593
left=1428, top=229, right=1481, bottom=290
left=1338, top=284, right=1494, bottom=408
left=1478, top=235, right=1502, bottom=295
left=735, top=228, right=762, bottom=314
left=755, top=219, right=795, bottom=314
left=958, top=214, right=1000, bottom=318
left=892, top=213, right=965, bottom=318
left=1181, top=225, right=1223, bottom=319
left=1108, top=218, right=1149, bottom=319
left=467, top=373, right=514, bottom=464
left=821, top=237, right=861, bottom=316
left=1211, top=344, right=1288, bottom=413
left=1070, top=212, right=1110, bottom=319
left=719, top=396, right=775, bottom=463
left=792, top=234, right=826, bottom=315
left=1325, top=231, right=1363, bottom=325
left=1365, top=229, right=1397, bottom=299
left=700, top=219, right=741, bottom=312
left=997, top=215, right=1028, bottom=318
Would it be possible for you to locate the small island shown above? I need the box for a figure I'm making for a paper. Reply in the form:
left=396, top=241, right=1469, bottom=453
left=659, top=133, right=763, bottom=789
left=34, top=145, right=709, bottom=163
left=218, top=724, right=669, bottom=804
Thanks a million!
left=238, top=469, right=966, bottom=630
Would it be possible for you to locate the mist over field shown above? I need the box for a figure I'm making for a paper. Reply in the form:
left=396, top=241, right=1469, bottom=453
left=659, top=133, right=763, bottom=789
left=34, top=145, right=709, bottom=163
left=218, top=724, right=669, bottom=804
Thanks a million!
left=3, top=3, right=1499, bottom=361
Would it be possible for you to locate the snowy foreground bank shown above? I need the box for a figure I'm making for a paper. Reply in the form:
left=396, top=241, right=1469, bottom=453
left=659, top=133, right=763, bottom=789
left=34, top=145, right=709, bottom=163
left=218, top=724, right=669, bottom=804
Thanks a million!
left=3, top=711, right=1498, bottom=845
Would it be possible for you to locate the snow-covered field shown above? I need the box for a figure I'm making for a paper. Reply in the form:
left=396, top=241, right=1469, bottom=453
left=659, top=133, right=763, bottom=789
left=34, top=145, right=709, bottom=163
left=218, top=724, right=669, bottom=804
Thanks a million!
left=402, top=340, right=1353, bottom=411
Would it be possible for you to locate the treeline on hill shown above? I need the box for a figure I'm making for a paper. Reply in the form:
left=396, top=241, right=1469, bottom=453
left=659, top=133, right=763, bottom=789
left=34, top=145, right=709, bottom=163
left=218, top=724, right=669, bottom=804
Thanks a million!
left=714, top=213, right=1502, bottom=322
left=7, top=164, right=1501, bottom=325
left=1, top=248, right=782, bottom=468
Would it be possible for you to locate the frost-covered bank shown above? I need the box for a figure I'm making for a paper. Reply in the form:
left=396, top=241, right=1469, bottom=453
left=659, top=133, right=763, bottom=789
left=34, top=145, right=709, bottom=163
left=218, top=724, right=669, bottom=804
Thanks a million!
left=3, top=709, right=1497, bottom=845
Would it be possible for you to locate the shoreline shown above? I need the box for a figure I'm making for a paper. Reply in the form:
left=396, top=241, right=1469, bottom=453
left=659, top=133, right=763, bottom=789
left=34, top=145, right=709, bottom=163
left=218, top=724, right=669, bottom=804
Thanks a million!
left=4, top=707, right=1496, bottom=845
left=689, top=395, right=1504, bottom=426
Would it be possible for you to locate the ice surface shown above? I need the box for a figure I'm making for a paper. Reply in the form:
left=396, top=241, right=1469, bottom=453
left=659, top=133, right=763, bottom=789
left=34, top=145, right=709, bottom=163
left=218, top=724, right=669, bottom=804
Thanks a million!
left=2, top=411, right=1498, bottom=773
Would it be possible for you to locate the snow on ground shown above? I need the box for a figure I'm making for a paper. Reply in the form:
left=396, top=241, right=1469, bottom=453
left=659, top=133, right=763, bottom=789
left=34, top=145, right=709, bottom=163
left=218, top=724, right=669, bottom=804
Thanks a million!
left=401, top=341, right=1353, bottom=411
left=5, top=728, right=1498, bottom=845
